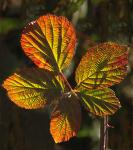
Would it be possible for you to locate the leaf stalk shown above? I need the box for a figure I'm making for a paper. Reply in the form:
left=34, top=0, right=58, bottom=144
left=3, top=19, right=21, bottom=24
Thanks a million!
left=60, top=72, right=73, bottom=91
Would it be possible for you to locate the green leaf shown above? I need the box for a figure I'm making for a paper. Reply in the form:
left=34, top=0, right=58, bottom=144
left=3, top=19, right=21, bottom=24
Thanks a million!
left=2, top=68, right=67, bottom=109
left=21, top=14, right=76, bottom=72
left=77, top=88, right=121, bottom=116
left=75, top=42, right=128, bottom=90
left=50, top=92, right=81, bottom=143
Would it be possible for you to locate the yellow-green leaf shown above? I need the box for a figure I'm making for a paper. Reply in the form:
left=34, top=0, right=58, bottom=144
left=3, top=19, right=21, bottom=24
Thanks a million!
left=50, top=92, right=81, bottom=143
left=21, top=14, right=76, bottom=72
left=75, top=42, right=128, bottom=90
left=2, top=68, right=66, bottom=109
left=77, top=88, right=121, bottom=116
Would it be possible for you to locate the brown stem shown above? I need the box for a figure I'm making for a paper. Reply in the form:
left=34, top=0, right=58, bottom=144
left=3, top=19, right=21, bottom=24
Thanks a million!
left=60, top=72, right=73, bottom=91
left=100, top=116, right=108, bottom=150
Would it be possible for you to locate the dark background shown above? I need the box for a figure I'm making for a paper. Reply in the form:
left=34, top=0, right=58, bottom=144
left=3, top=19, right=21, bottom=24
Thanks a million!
left=0, top=0, right=133, bottom=150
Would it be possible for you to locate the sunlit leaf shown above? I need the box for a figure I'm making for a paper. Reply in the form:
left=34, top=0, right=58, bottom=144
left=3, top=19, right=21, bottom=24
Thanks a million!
left=50, top=92, right=81, bottom=143
left=75, top=42, right=128, bottom=90
left=21, top=14, right=76, bottom=72
left=77, top=88, right=121, bottom=116
left=2, top=68, right=66, bottom=109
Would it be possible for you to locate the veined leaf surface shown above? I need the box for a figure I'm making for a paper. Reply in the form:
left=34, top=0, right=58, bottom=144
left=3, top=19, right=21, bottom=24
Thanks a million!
left=78, top=88, right=121, bottom=116
left=21, top=14, right=76, bottom=72
left=2, top=68, right=66, bottom=109
left=75, top=42, right=128, bottom=90
left=50, top=93, right=81, bottom=143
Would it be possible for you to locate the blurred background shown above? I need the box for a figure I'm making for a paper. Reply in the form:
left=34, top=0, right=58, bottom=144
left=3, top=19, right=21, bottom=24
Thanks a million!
left=0, top=0, right=133, bottom=150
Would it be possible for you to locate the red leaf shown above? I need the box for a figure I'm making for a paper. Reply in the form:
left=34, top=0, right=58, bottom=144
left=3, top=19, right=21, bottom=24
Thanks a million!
left=50, top=93, right=81, bottom=143
left=75, top=42, right=128, bottom=90
left=21, top=14, right=76, bottom=72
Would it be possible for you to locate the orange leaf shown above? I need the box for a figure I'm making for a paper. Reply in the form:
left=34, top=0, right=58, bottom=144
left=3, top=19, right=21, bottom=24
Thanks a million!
left=50, top=92, right=81, bottom=143
left=75, top=42, right=128, bottom=90
left=21, top=14, right=76, bottom=72
left=2, top=68, right=66, bottom=109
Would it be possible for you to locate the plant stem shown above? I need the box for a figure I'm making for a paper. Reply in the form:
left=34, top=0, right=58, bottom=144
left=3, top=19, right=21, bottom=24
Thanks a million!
left=60, top=72, right=73, bottom=91
left=60, top=72, right=80, bottom=99
left=100, top=116, right=108, bottom=150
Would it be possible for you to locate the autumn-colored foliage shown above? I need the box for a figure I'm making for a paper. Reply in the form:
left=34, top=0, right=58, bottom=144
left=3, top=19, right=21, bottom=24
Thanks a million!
left=2, top=14, right=128, bottom=143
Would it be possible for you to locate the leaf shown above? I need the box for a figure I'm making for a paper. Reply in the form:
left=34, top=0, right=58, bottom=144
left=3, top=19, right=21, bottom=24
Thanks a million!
left=77, top=88, right=121, bottom=116
left=75, top=42, right=128, bottom=90
left=21, top=14, right=76, bottom=72
left=50, top=92, right=81, bottom=143
left=2, top=68, right=66, bottom=109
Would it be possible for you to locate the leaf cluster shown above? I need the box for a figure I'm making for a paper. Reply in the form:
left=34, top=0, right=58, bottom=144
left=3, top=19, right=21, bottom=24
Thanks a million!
left=2, top=14, right=128, bottom=143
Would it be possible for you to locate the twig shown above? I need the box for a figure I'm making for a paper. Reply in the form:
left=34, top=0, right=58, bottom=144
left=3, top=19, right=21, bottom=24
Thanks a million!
left=100, top=116, right=108, bottom=150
